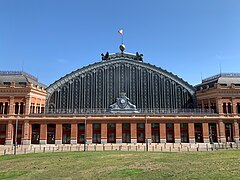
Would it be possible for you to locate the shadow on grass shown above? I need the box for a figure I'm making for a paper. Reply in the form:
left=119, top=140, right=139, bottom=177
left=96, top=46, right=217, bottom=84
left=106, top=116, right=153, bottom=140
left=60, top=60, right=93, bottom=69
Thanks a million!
left=108, top=168, right=144, bottom=178
left=0, top=171, right=27, bottom=179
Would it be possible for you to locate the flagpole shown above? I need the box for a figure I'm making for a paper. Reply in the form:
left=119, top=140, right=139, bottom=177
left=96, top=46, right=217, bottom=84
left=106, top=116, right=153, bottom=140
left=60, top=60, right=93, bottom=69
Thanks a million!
left=118, top=29, right=124, bottom=44
left=121, top=33, right=123, bottom=44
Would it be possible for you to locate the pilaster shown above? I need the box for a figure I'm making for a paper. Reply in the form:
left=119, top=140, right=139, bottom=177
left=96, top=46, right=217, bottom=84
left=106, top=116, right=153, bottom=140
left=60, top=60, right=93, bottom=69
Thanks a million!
left=188, top=123, right=195, bottom=143
left=174, top=123, right=181, bottom=143
left=131, top=123, right=137, bottom=143
left=22, top=120, right=30, bottom=145
left=219, top=120, right=226, bottom=143
left=160, top=123, right=166, bottom=143
left=5, top=120, right=13, bottom=145
left=116, top=123, right=122, bottom=143
left=101, top=122, right=107, bottom=144
left=71, top=123, right=77, bottom=144
left=234, top=120, right=239, bottom=143
left=55, top=123, right=62, bottom=144
left=202, top=122, right=209, bottom=143
left=40, top=124, right=47, bottom=144
left=86, top=122, right=92, bottom=144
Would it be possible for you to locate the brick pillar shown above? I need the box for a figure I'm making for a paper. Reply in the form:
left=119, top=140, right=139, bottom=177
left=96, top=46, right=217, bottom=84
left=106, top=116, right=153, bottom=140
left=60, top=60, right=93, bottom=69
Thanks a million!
left=160, top=123, right=166, bottom=143
left=29, top=124, right=32, bottom=144
left=55, top=123, right=62, bottom=144
left=116, top=123, right=122, bottom=143
left=174, top=123, right=180, bottom=143
left=5, top=120, right=13, bottom=145
left=232, top=99, right=238, bottom=115
left=146, top=122, right=151, bottom=143
left=40, top=124, right=47, bottom=144
left=216, top=123, right=220, bottom=142
left=131, top=123, right=137, bottom=143
left=233, top=120, right=239, bottom=143
left=202, top=122, right=209, bottom=143
left=188, top=123, right=195, bottom=143
left=22, top=120, right=30, bottom=145
left=71, top=123, right=77, bottom=144
left=219, top=120, right=226, bottom=143
left=217, top=99, right=223, bottom=115
left=9, top=96, right=14, bottom=115
left=25, top=96, right=30, bottom=115
left=86, top=122, right=92, bottom=144
left=101, top=122, right=107, bottom=144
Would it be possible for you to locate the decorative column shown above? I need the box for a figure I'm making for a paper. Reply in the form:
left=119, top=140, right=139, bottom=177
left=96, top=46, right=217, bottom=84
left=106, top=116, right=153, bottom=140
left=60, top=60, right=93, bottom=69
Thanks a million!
left=86, top=122, right=92, bottom=144
left=160, top=123, right=166, bottom=143
left=233, top=120, right=239, bottom=143
left=9, top=96, right=14, bottom=115
left=202, top=122, right=209, bottom=143
left=25, top=96, right=30, bottom=115
left=55, top=123, right=62, bottom=144
left=219, top=120, right=226, bottom=143
left=174, top=123, right=181, bottom=143
left=40, top=124, right=47, bottom=144
left=188, top=123, right=195, bottom=143
left=232, top=98, right=237, bottom=115
left=116, top=123, right=122, bottom=143
left=101, top=122, right=107, bottom=144
left=22, top=120, right=30, bottom=145
left=70, top=123, right=77, bottom=144
left=217, top=99, right=223, bottom=115
left=5, top=120, right=13, bottom=145
left=131, top=122, right=137, bottom=144
left=2, top=103, right=5, bottom=115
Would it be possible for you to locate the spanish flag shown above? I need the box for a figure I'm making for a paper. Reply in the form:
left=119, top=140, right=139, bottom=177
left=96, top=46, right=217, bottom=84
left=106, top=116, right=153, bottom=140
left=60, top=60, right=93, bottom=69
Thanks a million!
left=118, top=29, right=123, bottom=35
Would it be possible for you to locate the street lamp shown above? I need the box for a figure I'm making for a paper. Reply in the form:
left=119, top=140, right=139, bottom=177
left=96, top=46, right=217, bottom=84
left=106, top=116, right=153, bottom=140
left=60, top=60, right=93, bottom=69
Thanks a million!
left=209, top=125, right=213, bottom=144
left=84, top=116, right=87, bottom=152
left=14, top=115, right=18, bottom=155
left=145, top=115, right=148, bottom=152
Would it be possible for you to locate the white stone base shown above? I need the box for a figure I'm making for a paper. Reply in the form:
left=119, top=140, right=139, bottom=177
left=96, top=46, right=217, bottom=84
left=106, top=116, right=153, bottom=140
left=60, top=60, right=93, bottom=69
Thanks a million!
left=86, top=140, right=92, bottom=144
left=71, top=140, right=77, bottom=144
left=5, top=140, right=13, bottom=145
left=116, top=139, right=122, bottom=143
left=131, top=139, right=137, bottom=144
left=55, top=140, right=62, bottom=145
left=146, top=139, right=152, bottom=144
left=40, top=140, right=46, bottom=145
left=22, top=140, right=30, bottom=145
left=204, top=139, right=210, bottom=143
left=189, top=139, right=195, bottom=143
left=101, top=139, right=107, bottom=144
left=160, top=139, right=166, bottom=143
left=220, top=138, right=226, bottom=143
left=175, top=139, right=181, bottom=143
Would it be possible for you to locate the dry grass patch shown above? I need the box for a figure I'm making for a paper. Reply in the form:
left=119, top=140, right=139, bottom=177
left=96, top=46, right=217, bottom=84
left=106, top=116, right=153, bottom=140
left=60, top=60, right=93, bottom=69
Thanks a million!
left=0, top=150, right=240, bottom=179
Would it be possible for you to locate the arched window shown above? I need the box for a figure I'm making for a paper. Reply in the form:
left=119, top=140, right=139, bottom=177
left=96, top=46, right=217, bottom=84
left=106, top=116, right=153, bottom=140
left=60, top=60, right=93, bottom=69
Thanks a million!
left=223, top=103, right=227, bottom=114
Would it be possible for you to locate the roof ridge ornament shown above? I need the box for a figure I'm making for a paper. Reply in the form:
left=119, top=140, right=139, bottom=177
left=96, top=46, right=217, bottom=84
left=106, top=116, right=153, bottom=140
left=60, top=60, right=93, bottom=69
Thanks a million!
left=119, top=43, right=126, bottom=53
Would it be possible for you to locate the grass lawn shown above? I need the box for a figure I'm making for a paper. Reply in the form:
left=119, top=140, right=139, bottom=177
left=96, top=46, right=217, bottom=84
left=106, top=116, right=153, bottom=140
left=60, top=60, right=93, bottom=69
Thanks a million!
left=0, top=150, right=240, bottom=179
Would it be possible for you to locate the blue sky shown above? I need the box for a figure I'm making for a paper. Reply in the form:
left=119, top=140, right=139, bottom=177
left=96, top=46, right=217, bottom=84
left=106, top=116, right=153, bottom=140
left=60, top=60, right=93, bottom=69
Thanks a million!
left=0, top=0, right=239, bottom=86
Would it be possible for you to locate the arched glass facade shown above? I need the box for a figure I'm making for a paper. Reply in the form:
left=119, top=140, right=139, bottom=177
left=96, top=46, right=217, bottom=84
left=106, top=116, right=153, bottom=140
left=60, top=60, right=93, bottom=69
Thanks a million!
left=46, top=53, right=196, bottom=113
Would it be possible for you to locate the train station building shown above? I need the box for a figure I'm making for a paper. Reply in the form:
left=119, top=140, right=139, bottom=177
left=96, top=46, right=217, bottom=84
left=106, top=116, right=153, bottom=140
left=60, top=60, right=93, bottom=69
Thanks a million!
left=0, top=46, right=240, bottom=146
